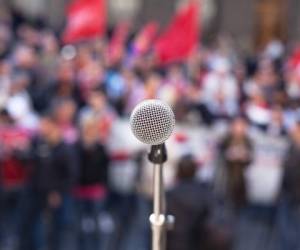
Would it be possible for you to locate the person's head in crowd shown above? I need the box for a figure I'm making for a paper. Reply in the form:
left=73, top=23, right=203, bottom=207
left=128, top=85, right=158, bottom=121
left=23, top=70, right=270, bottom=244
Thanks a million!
left=80, top=116, right=100, bottom=146
left=290, top=119, right=300, bottom=145
left=285, top=67, right=300, bottom=100
left=121, top=67, right=137, bottom=88
left=6, top=71, right=39, bottom=129
left=13, top=44, right=37, bottom=69
left=245, top=86, right=272, bottom=128
left=272, top=89, right=287, bottom=107
left=52, top=98, right=76, bottom=126
left=166, top=64, right=184, bottom=81
left=88, top=86, right=107, bottom=112
left=56, top=59, right=75, bottom=84
left=0, top=5, right=12, bottom=24
left=255, top=57, right=279, bottom=87
left=76, top=44, right=94, bottom=69
left=40, top=31, right=59, bottom=55
left=0, top=22, right=12, bottom=56
left=91, top=39, right=106, bottom=56
left=0, top=108, right=14, bottom=125
left=10, top=71, right=30, bottom=95
left=229, top=116, right=249, bottom=138
left=233, top=62, right=247, bottom=83
left=249, top=86, right=268, bottom=106
left=271, top=105, right=284, bottom=124
left=144, top=72, right=161, bottom=99
left=176, top=155, right=197, bottom=181
left=79, top=59, right=105, bottom=87
left=268, top=105, right=286, bottom=136
left=0, top=59, right=12, bottom=76
left=139, top=51, right=157, bottom=70
left=264, top=40, right=284, bottom=60
left=55, top=59, right=78, bottom=100
left=17, top=24, right=40, bottom=47
left=211, top=57, right=231, bottom=76
left=244, top=83, right=268, bottom=125
left=39, top=113, right=62, bottom=144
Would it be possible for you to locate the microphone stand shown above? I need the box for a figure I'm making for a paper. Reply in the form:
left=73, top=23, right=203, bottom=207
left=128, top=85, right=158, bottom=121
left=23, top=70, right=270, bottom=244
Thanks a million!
left=148, top=144, right=174, bottom=250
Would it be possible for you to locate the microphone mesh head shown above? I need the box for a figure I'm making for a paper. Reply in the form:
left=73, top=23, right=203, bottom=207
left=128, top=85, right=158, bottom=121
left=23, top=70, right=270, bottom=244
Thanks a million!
left=130, top=99, right=175, bottom=145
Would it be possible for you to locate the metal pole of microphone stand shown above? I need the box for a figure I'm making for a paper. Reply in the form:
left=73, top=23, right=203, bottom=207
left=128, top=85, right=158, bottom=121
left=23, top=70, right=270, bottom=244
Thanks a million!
left=148, top=144, right=170, bottom=250
left=150, top=163, right=166, bottom=250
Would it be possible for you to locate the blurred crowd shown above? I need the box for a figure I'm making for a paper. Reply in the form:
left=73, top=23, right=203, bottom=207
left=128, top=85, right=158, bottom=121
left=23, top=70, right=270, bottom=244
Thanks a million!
left=2, top=5, right=300, bottom=250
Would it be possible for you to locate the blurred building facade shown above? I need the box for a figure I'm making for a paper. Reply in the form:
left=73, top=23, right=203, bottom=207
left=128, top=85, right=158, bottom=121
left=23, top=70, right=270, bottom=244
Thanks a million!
left=1, top=0, right=300, bottom=52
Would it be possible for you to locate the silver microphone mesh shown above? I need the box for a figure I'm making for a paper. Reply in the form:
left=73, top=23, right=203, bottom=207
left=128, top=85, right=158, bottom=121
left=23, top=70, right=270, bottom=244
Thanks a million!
left=130, top=99, right=175, bottom=145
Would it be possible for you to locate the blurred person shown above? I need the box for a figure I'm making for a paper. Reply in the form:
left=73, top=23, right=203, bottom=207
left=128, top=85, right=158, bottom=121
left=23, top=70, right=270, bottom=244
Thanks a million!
left=107, top=151, right=141, bottom=250
left=122, top=70, right=161, bottom=116
left=16, top=24, right=40, bottom=47
left=105, top=67, right=127, bottom=115
left=13, top=43, right=38, bottom=75
left=144, top=72, right=161, bottom=100
left=277, top=121, right=300, bottom=250
left=22, top=114, right=79, bottom=250
left=12, top=43, right=50, bottom=114
left=283, top=99, right=300, bottom=131
left=28, top=32, right=60, bottom=113
left=0, top=60, right=12, bottom=110
left=73, top=116, right=110, bottom=250
left=0, top=108, right=14, bottom=125
left=215, top=34, right=238, bottom=64
left=130, top=52, right=157, bottom=77
left=6, top=71, right=39, bottom=129
left=106, top=66, right=143, bottom=116
left=285, top=67, right=300, bottom=101
left=233, top=62, right=248, bottom=106
left=40, top=31, right=59, bottom=68
left=215, top=117, right=259, bottom=250
left=0, top=22, right=12, bottom=57
left=0, top=114, right=31, bottom=250
left=244, top=58, right=282, bottom=105
left=187, top=80, right=215, bottom=125
left=160, top=65, right=188, bottom=115
left=75, top=45, right=95, bottom=70
left=164, top=64, right=187, bottom=88
left=77, top=57, right=106, bottom=105
left=162, top=64, right=188, bottom=102
left=79, top=87, right=115, bottom=142
left=52, top=98, right=78, bottom=145
left=264, top=40, right=284, bottom=61
left=245, top=87, right=272, bottom=131
left=186, top=49, right=202, bottom=83
left=52, top=59, right=81, bottom=105
left=218, top=116, right=253, bottom=209
left=201, top=57, right=239, bottom=120
left=121, top=68, right=145, bottom=115
left=166, top=155, right=211, bottom=250
left=266, top=106, right=287, bottom=136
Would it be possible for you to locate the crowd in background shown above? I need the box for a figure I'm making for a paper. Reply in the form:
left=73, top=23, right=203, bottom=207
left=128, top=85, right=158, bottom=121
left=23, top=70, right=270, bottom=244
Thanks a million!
left=2, top=4, right=300, bottom=250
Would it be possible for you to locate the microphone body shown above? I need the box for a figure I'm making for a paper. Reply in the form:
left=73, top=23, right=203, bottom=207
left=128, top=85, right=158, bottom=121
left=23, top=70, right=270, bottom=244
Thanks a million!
left=130, top=99, right=175, bottom=145
left=130, top=99, right=175, bottom=250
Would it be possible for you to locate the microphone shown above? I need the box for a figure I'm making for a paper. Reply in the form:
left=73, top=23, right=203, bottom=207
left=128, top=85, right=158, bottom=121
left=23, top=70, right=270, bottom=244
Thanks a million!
left=130, top=99, right=175, bottom=145
left=130, top=99, right=175, bottom=250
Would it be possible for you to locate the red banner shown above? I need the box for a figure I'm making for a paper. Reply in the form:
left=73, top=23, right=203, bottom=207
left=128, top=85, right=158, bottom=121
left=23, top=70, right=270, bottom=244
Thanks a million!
left=154, top=2, right=199, bottom=64
left=108, top=21, right=131, bottom=64
left=132, top=21, right=159, bottom=55
left=62, top=0, right=106, bottom=44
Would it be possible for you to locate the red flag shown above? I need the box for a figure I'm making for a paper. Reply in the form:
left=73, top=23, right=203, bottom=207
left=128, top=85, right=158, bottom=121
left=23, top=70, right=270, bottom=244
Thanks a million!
left=289, top=48, right=300, bottom=68
left=107, top=22, right=131, bottom=64
left=62, top=0, right=106, bottom=44
left=132, top=21, right=159, bottom=55
left=288, top=47, right=300, bottom=81
left=154, top=2, right=199, bottom=64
